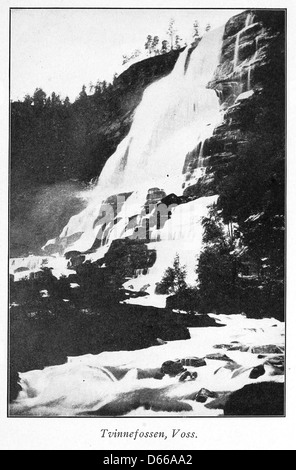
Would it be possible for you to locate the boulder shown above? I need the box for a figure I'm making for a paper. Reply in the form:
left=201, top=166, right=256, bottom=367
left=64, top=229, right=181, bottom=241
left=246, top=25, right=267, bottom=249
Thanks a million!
left=266, top=356, right=285, bottom=372
left=224, top=382, right=284, bottom=416
left=250, top=345, right=284, bottom=354
left=161, top=360, right=185, bottom=376
left=206, top=353, right=234, bottom=362
left=160, top=193, right=185, bottom=207
left=195, top=388, right=218, bottom=403
left=179, top=371, right=194, bottom=382
left=249, top=364, right=265, bottom=379
left=228, top=344, right=249, bottom=352
left=180, top=357, right=207, bottom=368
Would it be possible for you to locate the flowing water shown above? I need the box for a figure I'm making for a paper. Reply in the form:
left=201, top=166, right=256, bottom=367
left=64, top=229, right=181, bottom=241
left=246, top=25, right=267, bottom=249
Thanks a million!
left=43, top=26, right=225, bottom=262
left=10, top=315, right=284, bottom=417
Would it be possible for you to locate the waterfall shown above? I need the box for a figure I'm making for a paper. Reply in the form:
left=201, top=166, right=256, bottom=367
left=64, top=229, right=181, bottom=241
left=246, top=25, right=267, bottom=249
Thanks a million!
left=233, top=12, right=255, bottom=69
left=45, top=24, right=225, bottom=263
left=10, top=254, right=69, bottom=281
left=247, top=33, right=260, bottom=91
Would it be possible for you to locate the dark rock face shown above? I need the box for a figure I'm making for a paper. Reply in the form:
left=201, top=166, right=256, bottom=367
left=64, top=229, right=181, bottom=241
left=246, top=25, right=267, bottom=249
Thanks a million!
left=9, top=371, right=22, bottom=403
left=183, top=9, right=285, bottom=205
left=224, top=382, right=284, bottom=416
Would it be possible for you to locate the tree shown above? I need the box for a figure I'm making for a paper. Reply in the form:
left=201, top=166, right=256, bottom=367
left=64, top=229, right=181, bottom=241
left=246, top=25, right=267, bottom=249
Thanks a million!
left=192, top=20, right=200, bottom=42
left=63, top=96, right=71, bottom=107
left=173, top=254, right=187, bottom=291
left=174, top=35, right=183, bottom=50
left=201, top=205, right=225, bottom=245
left=122, top=49, right=141, bottom=65
left=152, top=36, right=160, bottom=55
left=155, top=254, right=187, bottom=295
left=196, top=206, right=240, bottom=313
left=167, top=18, right=177, bottom=50
left=33, top=88, right=47, bottom=108
left=77, top=84, right=87, bottom=101
left=24, top=94, right=33, bottom=106
left=51, top=92, right=62, bottom=107
left=161, top=40, right=169, bottom=54
left=145, top=35, right=153, bottom=55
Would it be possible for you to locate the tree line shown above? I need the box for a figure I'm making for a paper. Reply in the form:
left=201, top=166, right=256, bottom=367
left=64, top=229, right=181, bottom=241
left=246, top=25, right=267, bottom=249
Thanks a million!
left=123, top=18, right=211, bottom=65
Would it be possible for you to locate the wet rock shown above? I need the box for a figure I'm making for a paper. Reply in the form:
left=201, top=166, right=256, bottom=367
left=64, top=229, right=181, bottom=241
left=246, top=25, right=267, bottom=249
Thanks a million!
left=195, top=388, right=218, bottom=403
left=258, top=354, right=267, bottom=359
left=179, top=371, right=193, bottom=382
left=146, top=187, right=166, bottom=205
left=223, top=10, right=252, bottom=38
left=249, top=364, right=265, bottom=379
left=206, top=353, right=234, bottom=362
left=160, top=193, right=185, bottom=207
left=222, top=361, right=242, bottom=373
left=156, top=338, right=167, bottom=345
left=250, top=345, right=283, bottom=355
left=161, top=361, right=185, bottom=376
left=224, top=382, right=284, bottom=416
left=140, top=284, right=150, bottom=292
left=180, top=357, right=207, bottom=368
left=205, top=392, right=231, bottom=410
left=228, top=344, right=249, bottom=352
left=213, top=344, right=233, bottom=350
left=266, top=356, right=285, bottom=372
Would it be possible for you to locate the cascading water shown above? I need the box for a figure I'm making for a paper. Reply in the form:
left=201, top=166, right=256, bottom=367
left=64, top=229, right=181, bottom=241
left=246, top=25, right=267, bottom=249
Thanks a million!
left=10, top=314, right=284, bottom=416
left=41, top=26, right=225, bottom=292
left=247, top=35, right=260, bottom=91
left=233, top=12, right=255, bottom=69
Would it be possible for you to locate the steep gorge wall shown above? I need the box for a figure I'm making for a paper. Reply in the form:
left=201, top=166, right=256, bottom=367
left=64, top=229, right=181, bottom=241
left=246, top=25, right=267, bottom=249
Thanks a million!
left=183, top=9, right=285, bottom=201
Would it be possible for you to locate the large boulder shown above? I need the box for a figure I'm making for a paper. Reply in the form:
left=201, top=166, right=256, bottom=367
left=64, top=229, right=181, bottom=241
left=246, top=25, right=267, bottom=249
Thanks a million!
left=224, top=382, right=284, bottom=416
left=249, top=364, right=265, bottom=379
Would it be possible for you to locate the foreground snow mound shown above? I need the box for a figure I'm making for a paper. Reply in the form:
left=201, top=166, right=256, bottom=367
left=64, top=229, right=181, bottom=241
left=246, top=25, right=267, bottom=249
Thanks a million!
left=10, top=314, right=284, bottom=417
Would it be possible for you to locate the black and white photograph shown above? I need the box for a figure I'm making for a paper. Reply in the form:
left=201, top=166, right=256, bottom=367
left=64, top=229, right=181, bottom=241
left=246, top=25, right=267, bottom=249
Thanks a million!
left=1, top=0, right=294, bottom=451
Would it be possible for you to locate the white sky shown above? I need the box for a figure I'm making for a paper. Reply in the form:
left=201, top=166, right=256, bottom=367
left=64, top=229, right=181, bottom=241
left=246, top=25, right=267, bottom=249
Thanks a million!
left=11, top=8, right=244, bottom=102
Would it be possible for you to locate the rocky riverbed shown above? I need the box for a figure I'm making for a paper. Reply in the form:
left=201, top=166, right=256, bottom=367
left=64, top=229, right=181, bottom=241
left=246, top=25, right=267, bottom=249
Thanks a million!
left=10, top=314, right=284, bottom=417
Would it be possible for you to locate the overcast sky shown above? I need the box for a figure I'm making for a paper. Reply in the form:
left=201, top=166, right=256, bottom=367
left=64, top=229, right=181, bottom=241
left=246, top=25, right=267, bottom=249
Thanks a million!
left=11, top=8, right=244, bottom=102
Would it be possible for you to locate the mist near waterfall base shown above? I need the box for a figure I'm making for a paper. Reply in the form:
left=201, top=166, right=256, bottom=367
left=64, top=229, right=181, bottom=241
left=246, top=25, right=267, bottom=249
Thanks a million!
left=10, top=181, right=89, bottom=257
